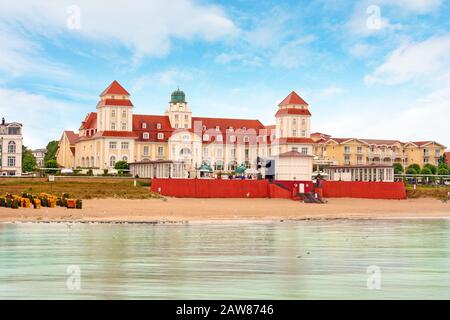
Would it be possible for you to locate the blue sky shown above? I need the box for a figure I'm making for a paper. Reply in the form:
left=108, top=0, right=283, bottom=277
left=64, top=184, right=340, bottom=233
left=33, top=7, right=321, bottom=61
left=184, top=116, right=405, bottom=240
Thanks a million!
left=0, top=0, right=449, bottom=149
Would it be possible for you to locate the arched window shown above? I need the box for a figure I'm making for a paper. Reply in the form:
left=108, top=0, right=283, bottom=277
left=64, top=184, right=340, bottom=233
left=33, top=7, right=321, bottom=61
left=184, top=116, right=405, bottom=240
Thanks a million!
left=91, top=157, right=94, bottom=167
left=122, top=156, right=128, bottom=162
left=81, top=157, right=85, bottom=167
left=110, top=156, right=116, bottom=168
left=8, top=141, right=16, bottom=153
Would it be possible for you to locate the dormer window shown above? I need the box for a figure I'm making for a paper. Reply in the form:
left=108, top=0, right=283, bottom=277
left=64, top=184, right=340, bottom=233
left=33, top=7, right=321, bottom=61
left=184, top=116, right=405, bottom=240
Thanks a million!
left=142, top=123, right=147, bottom=129
left=111, top=95, right=115, bottom=99
left=215, top=126, right=220, bottom=131
left=244, top=136, right=249, bottom=143
left=229, top=126, right=234, bottom=132
left=203, top=134, right=210, bottom=141
left=156, top=123, right=162, bottom=129
left=230, top=135, right=236, bottom=143
left=157, top=133, right=164, bottom=140
left=143, top=133, right=149, bottom=139
left=216, top=135, right=223, bottom=142
left=202, top=125, right=207, bottom=131
left=242, top=127, right=246, bottom=131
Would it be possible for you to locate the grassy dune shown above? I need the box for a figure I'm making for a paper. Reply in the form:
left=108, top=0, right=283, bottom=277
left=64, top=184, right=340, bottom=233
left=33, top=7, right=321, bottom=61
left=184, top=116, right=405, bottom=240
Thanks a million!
left=0, top=178, right=161, bottom=200
left=406, top=185, right=450, bottom=201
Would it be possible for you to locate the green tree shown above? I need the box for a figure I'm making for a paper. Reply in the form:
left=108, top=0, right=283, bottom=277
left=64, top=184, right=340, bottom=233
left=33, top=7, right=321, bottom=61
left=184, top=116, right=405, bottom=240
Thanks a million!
left=22, top=146, right=37, bottom=173
left=407, top=163, right=421, bottom=173
left=44, top=159, right=59, bottom=174
left=44, top=141, right=59, bottom=162
left=393, top=163, right=404, bottom=174
left=114, top=161, right=129, bottom=170
left=420, top=167, right=432, bottom=175
left=423, top=163, right=437, bottom=175
left=405, top=168, right=418, bottom=175
left=438, top=168, right=449, bottom=176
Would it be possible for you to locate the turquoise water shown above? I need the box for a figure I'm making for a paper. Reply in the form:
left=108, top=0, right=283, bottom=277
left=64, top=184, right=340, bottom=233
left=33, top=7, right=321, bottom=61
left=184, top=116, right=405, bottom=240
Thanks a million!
left=0, top=220, right=450, bottom=299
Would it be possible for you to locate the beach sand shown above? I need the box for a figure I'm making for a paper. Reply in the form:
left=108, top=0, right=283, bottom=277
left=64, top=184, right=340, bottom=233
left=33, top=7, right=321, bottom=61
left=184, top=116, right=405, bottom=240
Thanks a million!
left=0, top=198, right=449, bottom=223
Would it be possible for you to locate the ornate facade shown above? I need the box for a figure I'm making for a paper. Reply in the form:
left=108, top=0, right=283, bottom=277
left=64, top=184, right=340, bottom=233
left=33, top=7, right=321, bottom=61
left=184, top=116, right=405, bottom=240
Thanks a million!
left=57, top=81, right=315, bottom=175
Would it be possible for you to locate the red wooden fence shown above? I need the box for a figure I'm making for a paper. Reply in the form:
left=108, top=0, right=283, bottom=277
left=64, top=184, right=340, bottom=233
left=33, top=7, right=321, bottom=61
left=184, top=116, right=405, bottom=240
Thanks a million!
left=321, top=181, right=406, bottom=200
left=151, top=179, right=407, bottom=200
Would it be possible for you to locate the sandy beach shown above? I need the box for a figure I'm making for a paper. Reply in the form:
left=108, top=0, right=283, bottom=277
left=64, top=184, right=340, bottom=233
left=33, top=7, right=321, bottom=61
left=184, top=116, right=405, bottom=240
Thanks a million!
left=0, top=198, right=448, bottom=223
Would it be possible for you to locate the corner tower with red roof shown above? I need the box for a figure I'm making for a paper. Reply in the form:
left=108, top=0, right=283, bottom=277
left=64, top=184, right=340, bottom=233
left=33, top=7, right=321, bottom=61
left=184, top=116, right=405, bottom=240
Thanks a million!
left=96, top=80, right=134, bottom=132
left=274, top=91, right=314, bottom=155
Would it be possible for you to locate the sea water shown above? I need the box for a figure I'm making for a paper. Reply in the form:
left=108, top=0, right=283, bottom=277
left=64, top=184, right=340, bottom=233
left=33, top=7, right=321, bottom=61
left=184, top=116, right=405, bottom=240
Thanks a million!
left=0, top=220, right=449, bottom=299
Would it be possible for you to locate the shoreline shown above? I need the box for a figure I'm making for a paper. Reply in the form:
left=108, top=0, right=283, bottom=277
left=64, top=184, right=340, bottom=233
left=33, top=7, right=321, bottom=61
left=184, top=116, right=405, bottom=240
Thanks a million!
left=0, top=197, right=448, bottom=223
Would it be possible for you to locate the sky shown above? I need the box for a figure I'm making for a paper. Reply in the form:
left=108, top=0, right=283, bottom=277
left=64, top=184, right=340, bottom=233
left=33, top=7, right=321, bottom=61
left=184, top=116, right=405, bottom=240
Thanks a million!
left=0, top=0, right=449, bottom=149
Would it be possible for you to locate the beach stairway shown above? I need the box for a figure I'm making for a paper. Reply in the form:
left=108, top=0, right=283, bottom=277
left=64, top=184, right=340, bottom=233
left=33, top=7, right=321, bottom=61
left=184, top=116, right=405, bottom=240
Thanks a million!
left=298, top=192, right=326, bottom=204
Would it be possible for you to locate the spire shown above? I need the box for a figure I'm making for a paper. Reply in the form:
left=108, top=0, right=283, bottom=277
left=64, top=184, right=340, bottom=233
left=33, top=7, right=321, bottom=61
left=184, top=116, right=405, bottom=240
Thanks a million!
left=100, top=80, right=130, bottom=97
left=278, top=91, right=308, bottom=106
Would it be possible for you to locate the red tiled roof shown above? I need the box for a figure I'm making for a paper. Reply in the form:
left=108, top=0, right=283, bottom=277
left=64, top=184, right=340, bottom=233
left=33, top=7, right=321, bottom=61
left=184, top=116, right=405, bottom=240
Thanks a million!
left=94, top=131, right=138, bottom=138
left=192, top=117, right=265, bottom=132
left=278, top=137, right=314, bottom=144
left=275, top=108, right=311, bottom=117
left=278, top=91, right=309, bottom=106
left=80, top=112, right=97, bottom=130
left=360, top=139, right=402, bottom=146
left=445, top=152, right=450, bottom=165
left=100, top=80, right=130, bottom=96
left=97, top=99, right=133, bottom=107
left=64, top=131, right=79, bottom=145
left=133, top=114, right=174, bottom=142
left=279, top=151, right=313, bottom=157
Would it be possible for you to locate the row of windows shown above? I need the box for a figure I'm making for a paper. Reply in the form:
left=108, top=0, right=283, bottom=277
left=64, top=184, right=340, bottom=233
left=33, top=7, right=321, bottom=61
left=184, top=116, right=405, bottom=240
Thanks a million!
left=111, top=122, right=127, bottom=131
left=291, top=147, right=309, bottom=155
left=280, top=118, right=307, bottom=126
left=142, top=133, right=165, bottom=140
left=143, top=146, right=164, bottom=157
left=109, top=142, right=129, bottom=149
left=111, top=109, right=127, bottom=118
left=142, top=123, right=162, bottom=129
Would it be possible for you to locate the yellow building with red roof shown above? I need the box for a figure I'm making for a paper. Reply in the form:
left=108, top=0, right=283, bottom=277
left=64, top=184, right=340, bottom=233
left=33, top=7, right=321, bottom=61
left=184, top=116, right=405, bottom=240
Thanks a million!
left=57, top=81, right=314, bottom=178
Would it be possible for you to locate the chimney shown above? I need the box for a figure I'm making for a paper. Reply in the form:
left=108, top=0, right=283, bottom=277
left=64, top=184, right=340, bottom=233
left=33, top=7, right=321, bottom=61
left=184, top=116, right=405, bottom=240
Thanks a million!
left=1, top=118, right=4, bottom=125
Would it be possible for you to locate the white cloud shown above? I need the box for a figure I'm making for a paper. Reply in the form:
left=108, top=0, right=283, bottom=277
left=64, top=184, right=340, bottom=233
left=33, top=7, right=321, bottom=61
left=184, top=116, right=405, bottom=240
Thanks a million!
left=0, top=24, right=70, bottom=78
left=132, top=69, right=194, bottom=92
left=0, top=0, right=236, bottom=64
left=271, top=36, right=316, bottom=69
left=214, top=52, right=263, bottom=66
left=319, top=86, right=345, bottom=97
left=318, top=86, right=450, bottom=147
left=0, top=88, right=86, bottom=148
left=348, top=42, right=377, bottom=59
left=365, top=35, right=450, bottom=85
left=383, top=0, right=442, bottom=14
